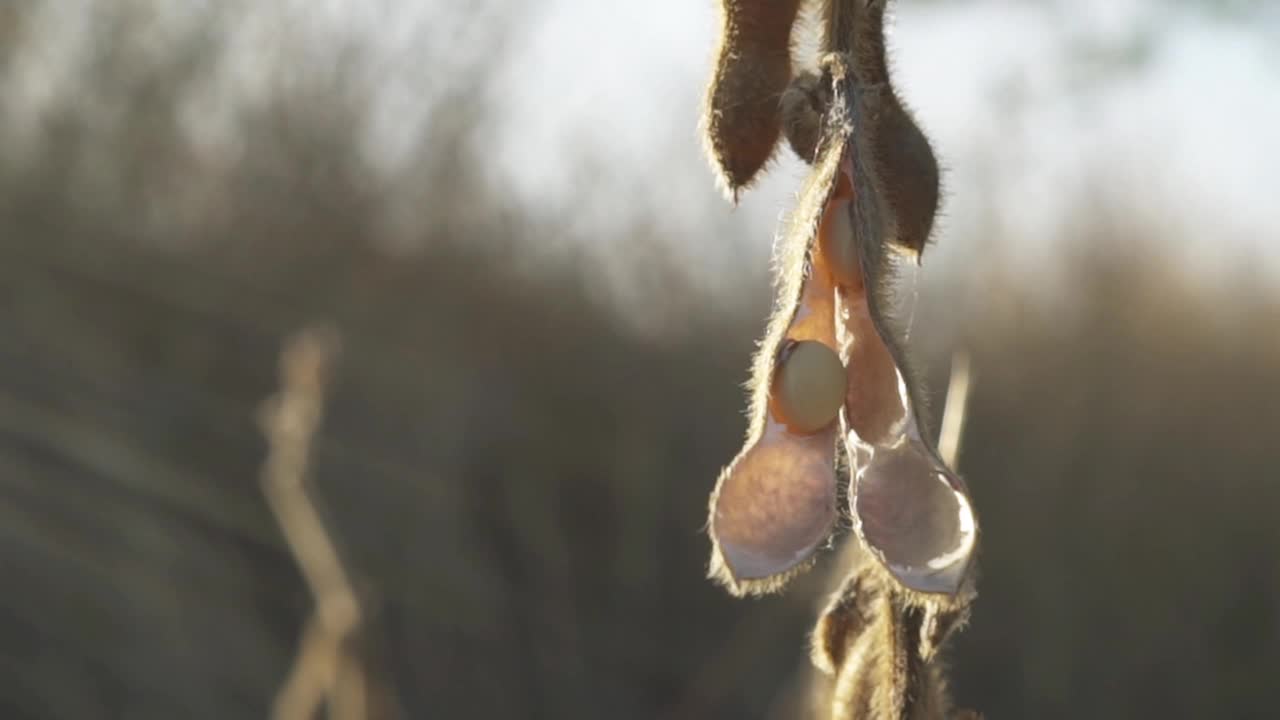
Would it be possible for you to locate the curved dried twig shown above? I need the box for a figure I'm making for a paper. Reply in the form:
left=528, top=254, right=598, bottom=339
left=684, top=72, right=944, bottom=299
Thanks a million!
left=260, top=326, right=375, bottom=720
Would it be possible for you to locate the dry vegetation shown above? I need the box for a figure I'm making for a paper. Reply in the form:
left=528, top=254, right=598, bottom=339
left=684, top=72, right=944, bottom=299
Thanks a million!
left=1, top=2, right=1278, bottom=719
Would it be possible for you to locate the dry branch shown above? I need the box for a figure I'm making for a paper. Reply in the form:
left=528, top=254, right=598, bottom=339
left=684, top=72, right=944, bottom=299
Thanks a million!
left=259, top=326, right=368, bottom=720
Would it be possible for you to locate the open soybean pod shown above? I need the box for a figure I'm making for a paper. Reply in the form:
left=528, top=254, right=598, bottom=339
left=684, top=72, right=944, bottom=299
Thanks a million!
left=829, top=53, right=977, bottom=596
left=707, top=129, right=852, bottom=596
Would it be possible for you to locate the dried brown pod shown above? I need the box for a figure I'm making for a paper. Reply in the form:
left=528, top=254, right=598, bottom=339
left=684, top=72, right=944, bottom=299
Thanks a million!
left=811, top=560, right=880, bottom=675
left=707, top=137, right=849, bottom=595
left=854, top=0, right=941, bottom=260
left=810, top=546, right=976, bottom=720
left=872, top=97, right=940, bottom=260
left=701, top=0, right=803, bottom=202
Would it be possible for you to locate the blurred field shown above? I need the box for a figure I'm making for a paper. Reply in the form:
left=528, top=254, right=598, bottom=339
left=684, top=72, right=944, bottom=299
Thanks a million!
left=2, top=2, right=1279, bottom=719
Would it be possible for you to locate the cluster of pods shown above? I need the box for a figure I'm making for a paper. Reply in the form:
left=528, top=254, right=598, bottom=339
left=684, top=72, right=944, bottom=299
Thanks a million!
left=702, top=3, right=978, bottom=600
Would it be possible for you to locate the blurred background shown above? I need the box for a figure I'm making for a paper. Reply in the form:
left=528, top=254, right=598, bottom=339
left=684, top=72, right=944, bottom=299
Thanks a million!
left=2, top=0, right=1278, bottom=718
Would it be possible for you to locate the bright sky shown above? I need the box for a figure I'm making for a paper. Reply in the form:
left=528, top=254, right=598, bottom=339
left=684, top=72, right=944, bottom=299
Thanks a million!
left=4, top=0, right=1277, bottom=293
left=484, top=0, right=1280, bottom=289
